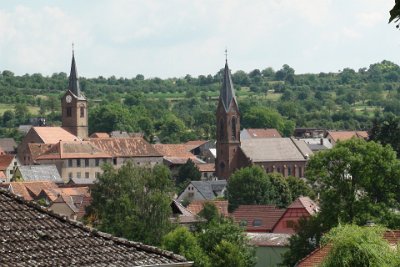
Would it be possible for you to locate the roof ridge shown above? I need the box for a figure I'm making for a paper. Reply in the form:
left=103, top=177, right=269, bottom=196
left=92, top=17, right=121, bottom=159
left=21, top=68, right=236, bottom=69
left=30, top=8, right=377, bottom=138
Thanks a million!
left=0, top=188, right=188, bottom=263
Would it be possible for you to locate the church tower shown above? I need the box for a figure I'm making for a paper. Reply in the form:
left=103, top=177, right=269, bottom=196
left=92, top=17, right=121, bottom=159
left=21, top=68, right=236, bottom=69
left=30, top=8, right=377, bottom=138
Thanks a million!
left=216, top=58, right=241, bottom=180
left=61, top=50, right=88, bottom=139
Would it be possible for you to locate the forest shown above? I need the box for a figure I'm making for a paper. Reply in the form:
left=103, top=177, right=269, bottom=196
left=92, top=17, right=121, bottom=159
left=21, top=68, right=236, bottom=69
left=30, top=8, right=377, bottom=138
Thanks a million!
left=1, top=60, right=400, bottom=143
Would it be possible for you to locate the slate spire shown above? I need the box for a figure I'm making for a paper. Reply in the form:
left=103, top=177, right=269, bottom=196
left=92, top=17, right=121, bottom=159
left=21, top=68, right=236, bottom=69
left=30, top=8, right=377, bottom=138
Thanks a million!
left=68, top=47, right=81, bottom=96
left=220, top=58, right=238, bottom=112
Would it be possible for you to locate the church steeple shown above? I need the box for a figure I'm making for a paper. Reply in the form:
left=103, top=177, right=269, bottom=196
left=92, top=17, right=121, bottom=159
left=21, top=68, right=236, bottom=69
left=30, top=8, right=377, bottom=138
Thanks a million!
left=216, top=54, right=241, bottom=180
left=220, top=59, right=238, bottom=112
left=68, top=47, right=81, bottom=97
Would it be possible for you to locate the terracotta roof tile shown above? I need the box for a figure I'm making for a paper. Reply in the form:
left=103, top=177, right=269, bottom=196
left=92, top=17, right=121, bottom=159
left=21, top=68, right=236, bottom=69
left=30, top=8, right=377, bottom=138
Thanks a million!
left=231, top=205, right=286, bottom=232
left=288, top=197, right=319, bottom=215
left=155, top=144, right=204, bottom=165
left=327, top=131, right=369, bottom=142
left=0, top=188, right=191, bottom=266
left=196, top=163, right=215, bottom=172
left=28, top=143, right=53, bottom=161
left=31, top=126, right=80, bottom=143
left=36, top=141, right=112, bottom=160
left=187, top=200, right=229, bottom=217
left=89, top=137, right=161, bottom=157
left=154, top=144, right=196, bottom=158
left=0, top=155, right=15, bottom=171
left=9, top=181, right=59, bottom=201
left=89, top=132, right=110, bottom=138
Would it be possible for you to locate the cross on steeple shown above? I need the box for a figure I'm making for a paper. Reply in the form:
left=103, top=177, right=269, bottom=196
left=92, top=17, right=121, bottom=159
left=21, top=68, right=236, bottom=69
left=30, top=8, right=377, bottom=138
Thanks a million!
left=225, top=48, right=228, bottom=62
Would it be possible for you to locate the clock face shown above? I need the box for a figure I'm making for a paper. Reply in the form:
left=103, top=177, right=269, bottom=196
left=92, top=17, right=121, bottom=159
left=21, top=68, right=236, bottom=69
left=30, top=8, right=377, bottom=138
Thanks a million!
left=66, top=95, right=72, bottom=103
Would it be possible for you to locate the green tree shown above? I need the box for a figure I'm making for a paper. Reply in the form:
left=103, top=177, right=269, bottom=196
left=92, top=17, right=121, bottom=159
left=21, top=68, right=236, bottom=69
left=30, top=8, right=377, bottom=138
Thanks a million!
left=176, top=159, right=201, bottom=191
left=162, top=227, right=210, bottom=267
left=86, top=163, right=174, bottom=245
left=198, top=202, right=220, bottom=222
left=227, top=166, right=297, bottom=211
left=197, top=218, right=255, bottom=267
left=210, top=240, right=248, bottom=267
left=370, top=113, right=400, bottom=156
left=307, top=138, right=400, bottom=227
left=321, top=224, right=400, bottom=267
left=286, top=176, right=316, bottom=200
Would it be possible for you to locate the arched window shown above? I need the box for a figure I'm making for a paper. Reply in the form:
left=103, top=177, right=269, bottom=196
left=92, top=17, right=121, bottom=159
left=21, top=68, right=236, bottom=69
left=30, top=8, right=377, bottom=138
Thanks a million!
left=231, top=116, right=237, bottom=140
left=219, top=161, right=225, bottom=170
left=80, top=105, right=85, bottom=118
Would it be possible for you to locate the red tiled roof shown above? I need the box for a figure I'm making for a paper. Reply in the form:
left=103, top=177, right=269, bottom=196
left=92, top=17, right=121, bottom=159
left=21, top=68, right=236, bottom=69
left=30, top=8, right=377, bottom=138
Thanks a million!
left=0, top=155, right=14, bottom=171
left=8, top=181, right=59, bottom=201
left=246, top=128, right=282, bottom=138
left=89, top=137, right=161, bottom=157
left=327, top=131, right=369, bottom=142
left=231, top=205, right=286, bottom=232
left=196, top=163, right=215, bottom=172
left=154, top=144, right=196, bottom=158
left=89, top=132, right=110, bottom=138
left=297, top=230, right=400, bottom=267
left=187, top=200, right=229, bottom=217
left=184, top=140, right=208, bottom=150
left=27, top=143, right=53, bottom=161
left=288, top=197, right=319, bottom=215
left=31, top=127, right=79, bottom=144
left=154, top=144, right=203, bottom=165
left=36, top=141, right=112, bottom=160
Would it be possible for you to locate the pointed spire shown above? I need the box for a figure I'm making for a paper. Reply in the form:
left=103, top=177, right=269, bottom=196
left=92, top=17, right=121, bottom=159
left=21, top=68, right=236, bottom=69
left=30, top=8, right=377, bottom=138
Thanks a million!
left=220, top=57, right=238, bottom=112
left=68, top=44, right=81, bottom=96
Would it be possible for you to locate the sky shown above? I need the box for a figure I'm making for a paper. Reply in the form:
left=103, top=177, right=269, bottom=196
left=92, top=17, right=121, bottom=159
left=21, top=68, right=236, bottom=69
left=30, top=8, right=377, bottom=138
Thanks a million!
left=0, top=0, right=399, bottom=79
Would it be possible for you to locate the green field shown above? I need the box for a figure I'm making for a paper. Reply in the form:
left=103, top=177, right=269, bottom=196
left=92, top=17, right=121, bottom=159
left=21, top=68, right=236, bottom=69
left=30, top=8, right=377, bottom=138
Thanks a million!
left=0, top=104, right=40, bottom=116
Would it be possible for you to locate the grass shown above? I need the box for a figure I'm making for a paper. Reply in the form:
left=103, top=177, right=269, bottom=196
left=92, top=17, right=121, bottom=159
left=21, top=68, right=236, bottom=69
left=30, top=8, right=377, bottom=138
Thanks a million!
left=0, top=104, right=40, bottom=116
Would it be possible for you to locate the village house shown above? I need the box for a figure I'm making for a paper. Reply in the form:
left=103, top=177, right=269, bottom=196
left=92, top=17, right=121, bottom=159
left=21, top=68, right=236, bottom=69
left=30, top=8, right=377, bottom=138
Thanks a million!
left=325, top=130, right=369, bottom=146
left=0, top=138, right=17, bottom=154
left=231, top=197, right=319, bottom=234
left=177, top=180, right=227, bottom=203
left=0, top=154, right=20, bottom=182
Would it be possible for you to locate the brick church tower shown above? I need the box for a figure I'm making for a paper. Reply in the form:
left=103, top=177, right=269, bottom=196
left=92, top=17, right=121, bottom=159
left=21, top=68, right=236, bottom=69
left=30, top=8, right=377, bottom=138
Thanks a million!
left=61, top=51, right=88, bottom=139
left=216, top=59, right=241, bottom=180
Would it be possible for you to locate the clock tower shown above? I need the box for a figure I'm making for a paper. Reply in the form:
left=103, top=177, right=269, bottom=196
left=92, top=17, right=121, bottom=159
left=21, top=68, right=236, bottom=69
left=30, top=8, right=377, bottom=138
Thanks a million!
left=61, top=50, right=88, bottom=139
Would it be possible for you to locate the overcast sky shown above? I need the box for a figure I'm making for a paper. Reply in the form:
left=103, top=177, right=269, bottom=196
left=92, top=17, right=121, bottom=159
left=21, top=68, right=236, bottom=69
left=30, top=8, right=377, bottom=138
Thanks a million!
left=0, top=0, right=399, bottom=79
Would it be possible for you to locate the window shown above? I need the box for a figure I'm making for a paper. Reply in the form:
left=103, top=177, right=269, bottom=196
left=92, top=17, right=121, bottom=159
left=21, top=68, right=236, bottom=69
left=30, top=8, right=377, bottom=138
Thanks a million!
left=66, top=107, right=72, bottom=117
left=219, top=161, right=225, bottom=170
left=95, top=159, right=100, bottom=167
left=253, top=219, right=263, bottom=227
left=77, top=159, right=81, bottom=167
left=95, top=172, right=100, bottom=178
left=113, top=158, right=117, bottom=165
left=76, top=172, right=81, bottom=179
left=277, top=167, right=281, bottom=173
left=68, top=159, right=73, bottom=167
left=10, top=170, right=13, bottom=175
left=299, top=167, right=303, bottom=177
left=85, top=159, right=89, bottom=167
left=68, top=172, right=73, bottom=179
left=14, top=161, right=17, bottom=166
left=85, top=172, right=89, bottom=179
left=288, top=166, right=292, bottom=176
left=80, top=106, right=85, bottom=118
left=231, top=117, right=237, bottom=140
